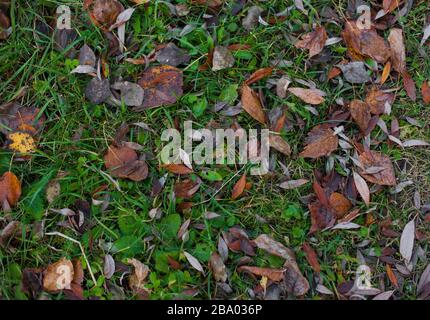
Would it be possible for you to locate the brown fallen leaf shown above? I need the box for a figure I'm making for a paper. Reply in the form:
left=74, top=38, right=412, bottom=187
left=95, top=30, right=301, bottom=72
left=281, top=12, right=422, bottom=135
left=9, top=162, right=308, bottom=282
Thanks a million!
left=350, top=100, right=371, bottom=132
left=0, top=220, right=20, bottom=249
left=329, top=192, right=352, bottom=218
left=342, top=20, right=390, bottom=63
left=358, top=150, right=396, bottom=186
left=381, top=61, right=391, bottom=85
left=0, top=103, right=45, bottom=135
left=254, top=234, right=296, bottom=262
left=127, top=258, right=150, bottom=290
left=231, top=174, right=246, bottom=200
left=422, top=81, right=430, bottom=105
left=269, top=134, right=291, bottom=156
left=383, top=0, right=401, bottom=13
left=402, top=71, right=417, bottom=101
left=309, top=201, right=336, bottom=233
left=89, top=0, right=124, bottom=30
left=288, top=87, right=325, bottom=105
left=295, top=26, right=328, bottom=58
left=209, top=252, right=227, bottom=282
left=299, top=124, right=339, bottom=159
left=174, top=178, right=201, bottom=199
left=245, top=67, right=273, bottom=85
left=388, top=28, right=406, bottom=74
left=43, top=258, right=74, bottom=292
left=283, top=260, right=310, bottom=296
left=162, top=164, right=193, bottom=175
left=0, top=171, right=21, bottom=212
left=241, top=84, right=267, bottom=124
left=136, top=65, right=183, bottom=109
left=302, top=242, right=320, bottom=273
left=238, top=266, right=284, bottom=282
left=104, top=144, right=148, bottom=181
left=365, top=87, right=395, bottom=115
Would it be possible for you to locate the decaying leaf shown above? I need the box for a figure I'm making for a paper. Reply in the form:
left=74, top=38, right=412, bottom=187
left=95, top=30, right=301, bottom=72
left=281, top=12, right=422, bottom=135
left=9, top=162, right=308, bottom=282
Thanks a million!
left=365, top=87, right=395, bottom=115
left=0, top=171, right=21, bottom=212
left=299, top=125, right=339, bottom=158
left=288, top=87, right=325, bottom=105
left=278, top=179, right=308, bottom=190
left=245, top=68, right=273, bottom=85
left=338, top=62, right=370, bottom=84
left=302, top=242, right=320, bottom=273
left=329, top=192, right=352, bottom=218
left=242, top=6, right=263, bottom=31
left=383, top=0, right=401, bottom=13
left=358, top=150, right=396, bottom=186
left=162, top=163, right=193, bottom=175
left=350, top=100, right=371, bottom=132
left=402, top=71, right=417, bottom=101
left=0, top=103, right=45, bottom=135
left=231, top=174, right=246, bottom=200
left=85, top=78, right=111, bottom=104
left=43, top=258, right=74, bottom=292
left=212, top=46, right=235, bottom=71
left=137, top=65, right=183, bottom=109
left=241, top=84, right=267, bottom=124
left=103, top=254, right=115, bottom=279
left=238, top=266, right=284, bottom=282
left=89, top=0, right=124, bottom=30
left=104, top=144, right=148, bottom=181
left=127, top=258, right=150, bottom=290
left=111, top=81, right=144, bottom=107
left=399, top=219, right=415, bottom=263
left=209, top=252, right=227, bottom=282
left=421, top=80, right=430, bottom=105
left=155, top=43, right=190, bottom=67
left=388, top=28, right=406, bottom=73
left=269, top=134, right=291, bottom=156
left=254, top=234, right=296, bottom=262
left=295, top=26, right=327, bottom=58
left=174, top=178, right=201, bottom=199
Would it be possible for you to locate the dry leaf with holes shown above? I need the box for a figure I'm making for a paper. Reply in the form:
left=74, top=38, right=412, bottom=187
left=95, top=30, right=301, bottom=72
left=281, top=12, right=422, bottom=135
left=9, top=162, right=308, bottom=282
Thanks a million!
left=288, top=87, right=325, bottom=105
left=43, top=258, right=74, bottom=292
left=358, top=150, right=396, bottom=186
left=231, top=174, right=246, bottom=200
left=295, top=26, right=327, bottom=58
left=299, top=125, right=339, bottom=158
left=0, top=171, right=21, bottom=212
left=241, top=84, right=267, bottom=124
left=136, top=65, right=183, bottom=110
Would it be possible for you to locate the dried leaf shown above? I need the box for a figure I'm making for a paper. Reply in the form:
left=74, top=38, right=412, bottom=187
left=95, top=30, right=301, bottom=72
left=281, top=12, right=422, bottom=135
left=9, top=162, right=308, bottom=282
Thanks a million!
left=254, top=234, right=296, bottom=262
left=78, top=44, right=96, bottom=67
left=242, top=6, right=263, bottom=31
left=417, top=263, right=430, bottom=294
left=350, top=100, right=371, bottom=132
left=338, top=62, right=370, bottom=84
left=358, top=150, right=396, bottom=186
left=109, top=7, right=135, bottom=30
left=174, top=178, right=201, bottom=199
left=212, top=46, right=235, bottom=71
left=302, top=242, right=320, bottom=273
left=295, top=26, right=328, bottom=58
left=278, top=179, right=309, bottom=190
left=388, top=28, right=406, bottom=73
left=245, top=68, right=273, bottom=85
left=90, top=0, right=124, bottom=29
left=155, top=43, right=191, bottom=67
left=127, top=258, right=150, bottom=290
left=381, top=61, right=391, bottom=85
left=46, top=180, right=60, bottom=204
left=43, top=258, right=74, bottom=292
left=365, top=87, right=395, bottom=115
left=269, top=134, right=291, bottom=156
left=162, top=164, right=193, bottom=175
left=209, top=252, right=227, bottom=282
left=288, top=87, right=325, bottom=105
left=241, top=84, right=267, bottom=124
left=184, top=251, right=204, bottom=274
left=103, top=254, right=115, bottom=279
left=422, top=81, right=430, bottom=105
left=299, top=125, right=339, bottom=159
left=0, top=171, right=21, bottom=211
left=353, top=171, right=370, bottom=205
left=85, top=78, right=111, bottom=104
left=238, top=266, right=284, bottom=282
left=329, top=192, right=352, bottom=218
left=137, top=65, right=183, bottom=109
left=399, top=219, right=415, bottom=263
left=383, top=0, right=401, bottom=12
left=111, top=81, right=144, bottom=107
left=386, top=264, right=398, bottom=287
left=402, top=71, right=417, bottom=101
left=104, top=144, right=148, bottom=181
left=231, top=174, right=246, bottom=200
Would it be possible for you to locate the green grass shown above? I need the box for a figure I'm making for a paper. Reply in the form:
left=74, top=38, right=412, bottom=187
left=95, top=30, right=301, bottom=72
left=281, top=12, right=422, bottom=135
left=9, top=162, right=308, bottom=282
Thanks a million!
left=0, top=0, right=430, bottom=300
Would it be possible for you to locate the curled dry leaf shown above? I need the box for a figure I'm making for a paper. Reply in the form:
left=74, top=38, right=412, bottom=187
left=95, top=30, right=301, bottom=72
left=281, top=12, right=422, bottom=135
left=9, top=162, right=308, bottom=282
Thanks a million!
left=341, top=20, right=390, bottom=63
left=43, top=258, right=74, bottom=292
left=137, top=65, right=183, bottom=109
left=127, top=258, right=150, bottom=290
left=104, top=144, right=148, bottom=181
left=358, top=150, right=396, bottom=186
left=302, top=242, right=320, bottom=273
left=388, top=28, right=406, bottom=74
left=238, top=266, right=284, bottom=282
left=299, top=124, right=339, bottom=159
left=350, top=100, right=371, bottom=132
left=231, top=174, right=246, bottom=200
left=365, top=87, right=395, bottom=115
left=0, top=171, right=21, bottom=212
left=288, top=87, right=325, bottom=105
left=269, top=134, right=291, bottom=156
left=295, top=26, right=328, bottom=58
left=209, top=252, right=227, bottom=282
left=89, top=0, right=124, bottom=30
left=241, top=84, right=267, bottom=124
left=353, top=171, right=370, bottom=205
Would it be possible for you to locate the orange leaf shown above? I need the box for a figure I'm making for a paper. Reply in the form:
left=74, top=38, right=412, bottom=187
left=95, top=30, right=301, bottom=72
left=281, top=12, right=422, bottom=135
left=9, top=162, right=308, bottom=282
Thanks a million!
left=302, top=242, right=321, bottom=273
left=238, top=266, right=284, bottom=282
left=269, top=134, right=291, bottom=156
left=162, top=164, right=193, bottom=175
left=241, top=84, right=267, bottom=124
left=422, top=81, right=430, bottom=105
left=245, top=68, right=273, bottom=85
left=381, top=61, right=391, bottom=85
left=386, top=264, right=398, bottom=288
left=328, top=67, right=341, bottom=80
left=231, top=174, right=246, bottom=200
left=0, top=172, right=21, bottom=212
left=329, top=192, right=352, bottom=218
left=383, top=0, right=401, bottom=12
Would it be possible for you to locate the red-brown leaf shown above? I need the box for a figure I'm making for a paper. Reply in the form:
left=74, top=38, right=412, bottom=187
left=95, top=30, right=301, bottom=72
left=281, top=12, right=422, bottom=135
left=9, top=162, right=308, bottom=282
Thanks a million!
left=231, top=174, right=246, bottom=200
left=238, top=266, right=284, bottom=282
left=422, top=81, right=430, bottom=105
left=241, top=84, right=267, bottom=124
left=302, top=242, right=321, bottom=273
left=0, top=171, right=22, bottom=212
left=245, top=68, right=273, bottom=85
left=295, top=26, right=328, bottom=58
left=299, top=125, right=339, bottom=159
left=288, top=87, right=325, bottom=105
left=402, top=71, right=417, bottom=101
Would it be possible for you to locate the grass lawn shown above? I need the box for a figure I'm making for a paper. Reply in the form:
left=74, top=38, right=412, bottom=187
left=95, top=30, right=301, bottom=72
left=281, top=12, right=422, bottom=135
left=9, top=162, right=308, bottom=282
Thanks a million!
left=0, top=0, right=429, bottom=300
